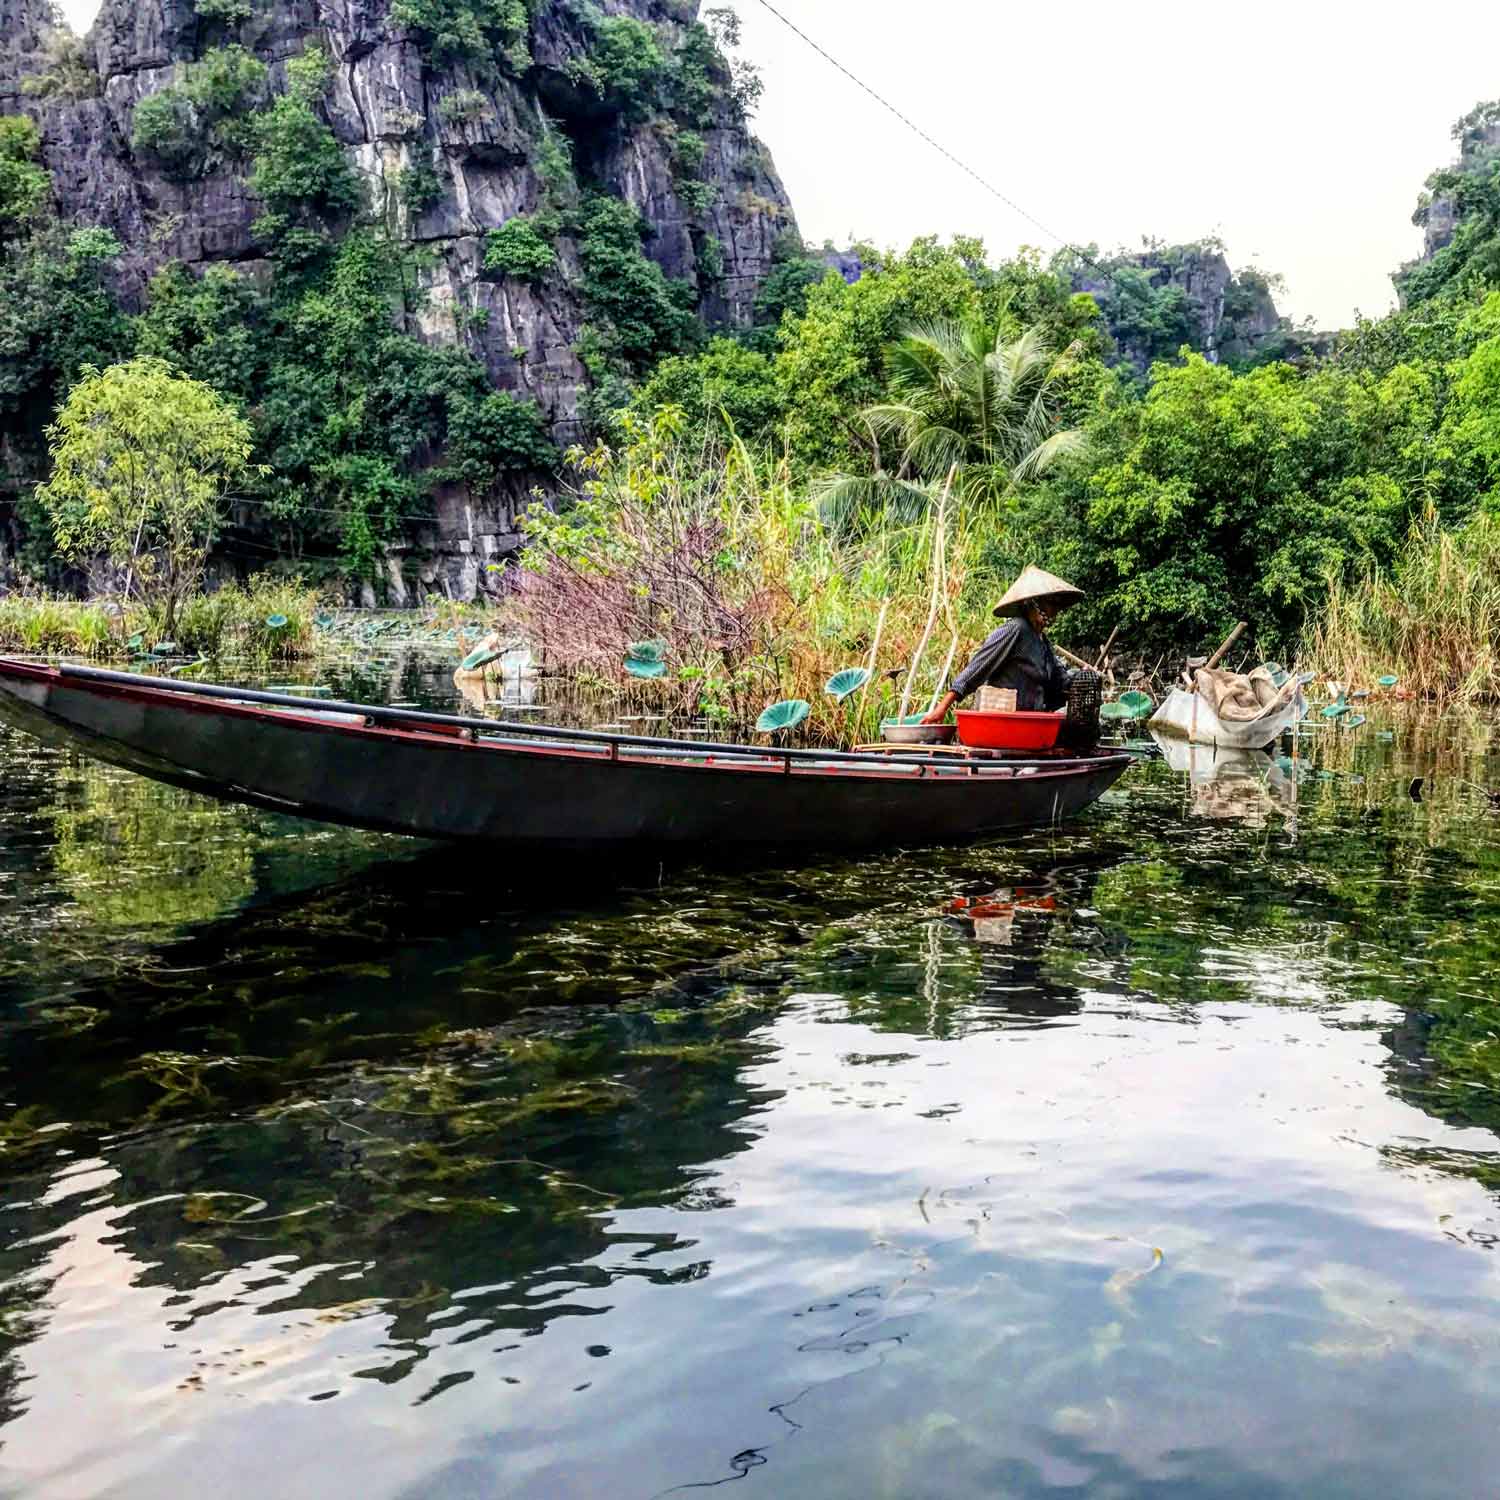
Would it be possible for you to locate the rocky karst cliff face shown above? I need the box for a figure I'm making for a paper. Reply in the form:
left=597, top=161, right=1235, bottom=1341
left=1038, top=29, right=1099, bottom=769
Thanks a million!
left=2, top=0, right=796, bottom=600
left=1068, top=243, right=1288, bottom=374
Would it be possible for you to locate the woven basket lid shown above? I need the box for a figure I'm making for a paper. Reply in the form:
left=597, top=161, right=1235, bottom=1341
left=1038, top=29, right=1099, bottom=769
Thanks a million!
left=993, top=565, right=1085, bottom=619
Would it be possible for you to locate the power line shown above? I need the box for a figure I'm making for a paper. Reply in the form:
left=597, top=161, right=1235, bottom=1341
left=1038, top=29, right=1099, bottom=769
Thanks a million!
left=745, top=0, right=1103, bottom=273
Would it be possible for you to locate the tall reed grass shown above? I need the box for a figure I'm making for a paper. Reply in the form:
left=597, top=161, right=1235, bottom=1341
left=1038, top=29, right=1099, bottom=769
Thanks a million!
left=1304, top=514, right=1500, bottom=702
left=0, top=579, right=321, bottom=662
left=503, top=411, right=1025, bottom=743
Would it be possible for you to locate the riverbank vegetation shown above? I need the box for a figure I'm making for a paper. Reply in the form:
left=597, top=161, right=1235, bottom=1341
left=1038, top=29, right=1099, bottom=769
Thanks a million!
left=3, top=32, right=1500, bottom=701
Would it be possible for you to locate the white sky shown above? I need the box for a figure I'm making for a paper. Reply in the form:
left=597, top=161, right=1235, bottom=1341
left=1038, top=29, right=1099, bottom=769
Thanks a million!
left=58, top=0, right=1500, bottom=328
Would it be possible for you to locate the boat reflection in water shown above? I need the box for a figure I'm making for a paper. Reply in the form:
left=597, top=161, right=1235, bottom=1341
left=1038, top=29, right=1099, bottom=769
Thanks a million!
left=944, top=883, right=1085, bottom=1030
left=1150, top=729, right=1298, bottom=827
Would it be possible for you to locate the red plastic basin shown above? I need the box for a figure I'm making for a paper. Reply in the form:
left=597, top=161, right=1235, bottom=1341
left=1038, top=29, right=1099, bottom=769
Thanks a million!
left=954, top=709, right=1062, bottom=751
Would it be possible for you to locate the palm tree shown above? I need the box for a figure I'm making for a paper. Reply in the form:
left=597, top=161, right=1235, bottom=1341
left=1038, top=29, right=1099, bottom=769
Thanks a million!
left=817, top=318, right=1086, bottom=525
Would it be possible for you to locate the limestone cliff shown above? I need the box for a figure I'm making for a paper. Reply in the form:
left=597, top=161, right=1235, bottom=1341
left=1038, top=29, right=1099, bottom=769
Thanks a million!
left=1067, top=242, right=1292, bottom=374
left=2, top=0, right=796, bottom=599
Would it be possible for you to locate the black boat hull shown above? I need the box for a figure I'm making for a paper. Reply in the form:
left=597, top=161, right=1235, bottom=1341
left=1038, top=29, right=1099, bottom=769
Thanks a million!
left=0, top=660, right=1131, bottom=848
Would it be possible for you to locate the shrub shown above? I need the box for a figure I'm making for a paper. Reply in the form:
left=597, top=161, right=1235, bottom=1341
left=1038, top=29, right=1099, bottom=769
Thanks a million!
left=391, top=0, right=534, bottom=72
left=393, top=157, right=444, bottom=214
left=20, top=29, right=98, bottom=102
left=132, top=89, right=199, bottom=172
left=677, top=178, right=715, bottom=218
left=438, top=88, right=491, bottom=125
left=195, top=0, right=252, bottom=20
left=590, top=16, right=666, bottom=118
left=673, top=128, right=706, bottom=174
left=483, top=216, right=556, bottom=281
left=0, top=117, right=50, bottom=237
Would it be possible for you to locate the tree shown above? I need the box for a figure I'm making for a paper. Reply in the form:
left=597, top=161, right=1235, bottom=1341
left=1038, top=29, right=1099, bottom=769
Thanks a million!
left=816, top=317, right=1085, bottom=522
left=36, top=359, right=258, bottom=633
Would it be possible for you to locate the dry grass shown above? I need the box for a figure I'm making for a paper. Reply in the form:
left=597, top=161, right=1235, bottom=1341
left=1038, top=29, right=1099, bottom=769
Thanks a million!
left=1304, top=514, right=1500, bottom=702
left=500, top=417, right=1021, bottom=743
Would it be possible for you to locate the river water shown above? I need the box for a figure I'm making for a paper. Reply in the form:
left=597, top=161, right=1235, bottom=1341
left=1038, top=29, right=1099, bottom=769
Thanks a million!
left=2, top=663, right=1500, bottom=1498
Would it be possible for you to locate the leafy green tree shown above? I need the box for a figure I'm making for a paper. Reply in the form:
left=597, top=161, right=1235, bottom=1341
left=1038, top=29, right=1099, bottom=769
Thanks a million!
left=0, top=118, right=50, bottom=240
left=1014, top=354, right=1427, bottom=654
left=132, top=46, right=269, bottom=175
left=248, top=48, right=364, bottom=265
left=575, top=194, right=701, bottom=372
left=0, top=226, right=133, bottom=428
left=817, top=318, right=1085, bottom=519
left=629, top=336, right=781, bottom=445
left=36, top=358, right=257, bottom=631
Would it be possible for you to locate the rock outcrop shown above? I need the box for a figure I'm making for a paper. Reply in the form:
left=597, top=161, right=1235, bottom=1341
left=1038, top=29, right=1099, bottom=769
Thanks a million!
left=1068, top=242, right=1288, bottom=374
left=4, top=0, right=797, bottom=600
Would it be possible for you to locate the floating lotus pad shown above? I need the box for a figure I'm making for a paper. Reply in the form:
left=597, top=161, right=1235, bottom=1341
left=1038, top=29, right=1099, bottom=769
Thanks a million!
left=756, top=699, right=810, bottom=733
left=461, top=643, right=505, bottom=671
left=824, top=667, right=871, bottom=701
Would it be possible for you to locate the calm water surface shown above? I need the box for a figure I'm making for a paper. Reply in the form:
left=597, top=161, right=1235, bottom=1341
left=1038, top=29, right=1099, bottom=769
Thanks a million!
left=2, top=661, right=1500, bottom=1498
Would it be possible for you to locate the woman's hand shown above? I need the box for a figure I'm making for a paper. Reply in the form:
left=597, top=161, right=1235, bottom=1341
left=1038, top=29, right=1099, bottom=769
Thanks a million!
left=921, top=691, right=958, bottom=726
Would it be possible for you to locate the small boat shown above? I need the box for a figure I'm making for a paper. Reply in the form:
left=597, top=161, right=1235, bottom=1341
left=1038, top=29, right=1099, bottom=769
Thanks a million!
left=0, top=659, right=1132, bottom=849
left=1148, top=682, right=1305, bottom=751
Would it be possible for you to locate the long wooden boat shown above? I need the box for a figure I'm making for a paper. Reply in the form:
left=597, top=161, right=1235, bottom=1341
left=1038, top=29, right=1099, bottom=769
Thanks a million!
left=0, top=659, right=1131, bottom=848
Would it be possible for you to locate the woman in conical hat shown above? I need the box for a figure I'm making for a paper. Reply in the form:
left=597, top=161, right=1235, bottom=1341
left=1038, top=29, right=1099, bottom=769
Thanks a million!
left=921, top=565, right=1084, bottom=724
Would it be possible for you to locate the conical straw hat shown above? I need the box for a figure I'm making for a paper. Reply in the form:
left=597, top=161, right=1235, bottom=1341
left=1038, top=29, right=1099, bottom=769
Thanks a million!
left=993, top=565, right=1085, bottom=619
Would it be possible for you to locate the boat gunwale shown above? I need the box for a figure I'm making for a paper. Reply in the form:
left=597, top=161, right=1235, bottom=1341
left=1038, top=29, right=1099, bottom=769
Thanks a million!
left=2, top=659, right=1132, bottom=786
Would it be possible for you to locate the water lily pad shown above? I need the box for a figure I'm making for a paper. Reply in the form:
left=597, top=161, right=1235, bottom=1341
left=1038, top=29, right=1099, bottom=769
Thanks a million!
left=1118, top=689, right=1154, bottom=717
left=824, top=667, right=870, bottom=701
left=1378, top=674, right=1399, bottom=688
left=624, top=658, right=667, bottom=680
left=1322, top=703, right=1349, bottom=719
left=1100, top=701, right=1132, bottom=720
left=461, top=644, right=504, bottom=671
left=265, top=614, right=289, bottom=629
left=756, top=699, right=809, bottom=733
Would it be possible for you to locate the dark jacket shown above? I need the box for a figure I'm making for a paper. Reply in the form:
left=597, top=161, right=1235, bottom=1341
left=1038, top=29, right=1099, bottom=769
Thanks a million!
left=950, top=616, right=1069, bottom=711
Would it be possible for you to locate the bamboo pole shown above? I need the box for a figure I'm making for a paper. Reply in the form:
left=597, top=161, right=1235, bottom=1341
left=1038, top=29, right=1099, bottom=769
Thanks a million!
left=854, top=597, right=890, bottom=744
left=1205, top=621, right=1248, bottom=672
left=1054, top=642, right=1094, bottom=672
left=926, top=630, right=960, bottom=716
left=1095, top=626, right=1119, bottom=668
left=897, top=468, right=954, bottom=722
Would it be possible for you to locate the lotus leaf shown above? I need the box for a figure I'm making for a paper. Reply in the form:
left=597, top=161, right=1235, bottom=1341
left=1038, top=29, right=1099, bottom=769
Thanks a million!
left=626, top=640, right=666, bottom=664
left=265, top=614, right=289, bottom=629
left=824, top=668, right=870, bottom=701
left=151, top=641, right=178, bottom=655
left=1378, top=674, right=1399, bottom=688
left=461, top=644, right=504, bottom=671
left=624, top=658, right=667, bottom=679
left=1322, top=704, right=1348, bottom=719
left=1099, top=701, right=1132, bottom=720
left=1118, top=690, right=1154, bottom=717
left=1343, top=714, right=1367, bottom=729
left=756, top=699, right=810, bottom=733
